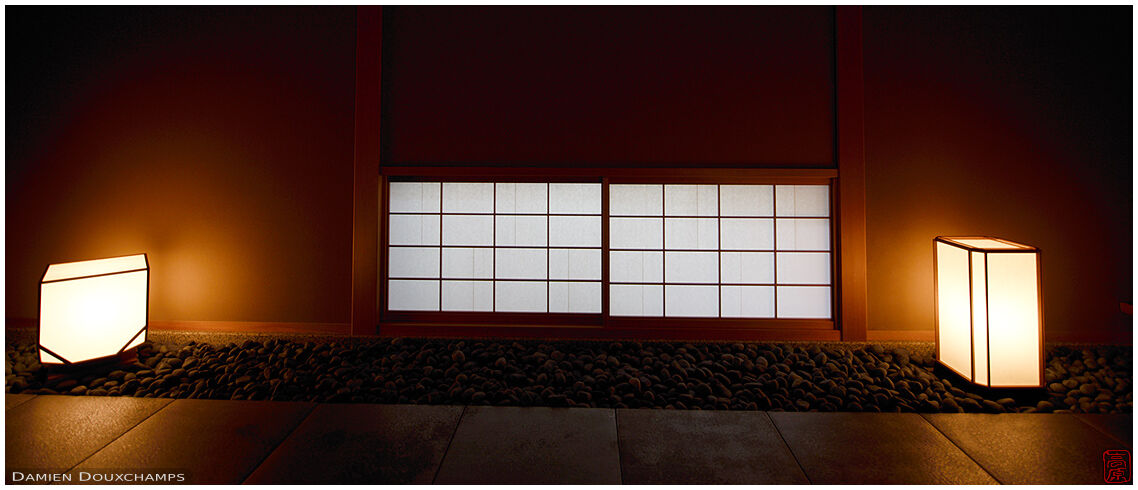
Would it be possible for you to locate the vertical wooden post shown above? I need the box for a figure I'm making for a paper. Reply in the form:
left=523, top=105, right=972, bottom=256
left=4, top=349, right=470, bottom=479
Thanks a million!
left=836, top=6, right=868, bottom=341
left=351, top=6, right=382, bottom=336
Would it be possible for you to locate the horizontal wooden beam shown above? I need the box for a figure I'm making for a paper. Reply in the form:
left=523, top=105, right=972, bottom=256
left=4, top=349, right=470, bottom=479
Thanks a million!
left=149, top=321, right=350, bottom=336
left=381, top=166, right=837, bottom=183
left=379, top=323, right=841, bottom=342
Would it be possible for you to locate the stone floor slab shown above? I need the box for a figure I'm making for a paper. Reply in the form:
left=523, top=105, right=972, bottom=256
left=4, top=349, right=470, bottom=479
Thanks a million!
left=244, top=403, right=463, bottom=484
left=73, top=399, right=314, bottom=484
left=6, top=393, right=36, bottom=410
left=5, top=395, right=172, bottom=481
left=924, top=413, right=1130, bottom=484
left=1076, top=414, right=1133, bottom=448
left=433, top=406, right=621, bottom=484
left=616, top=408, right=808, bottom=484
left=770, top=412, right=996, bottom=484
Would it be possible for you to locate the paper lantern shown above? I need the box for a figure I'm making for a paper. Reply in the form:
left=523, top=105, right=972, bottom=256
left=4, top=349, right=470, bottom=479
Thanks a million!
left=934, top=237, right=1043, bottom=388
left=39, top=254, right=149, bottom=365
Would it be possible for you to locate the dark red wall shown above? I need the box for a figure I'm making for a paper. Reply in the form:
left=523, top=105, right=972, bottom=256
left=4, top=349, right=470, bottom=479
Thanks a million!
left=7, top=7, right=1131, bottom=341
left=863, top=7, right=1132, bottom=340
left=382, top=6, right=835, bottom=167
left=6, top=7, right=357, bottom=323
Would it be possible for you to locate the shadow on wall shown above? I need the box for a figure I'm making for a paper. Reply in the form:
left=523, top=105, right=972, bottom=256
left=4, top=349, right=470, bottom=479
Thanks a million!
left=6, top=7, right=357, bottom=323
left=863, top=6, right=1132, bottom=341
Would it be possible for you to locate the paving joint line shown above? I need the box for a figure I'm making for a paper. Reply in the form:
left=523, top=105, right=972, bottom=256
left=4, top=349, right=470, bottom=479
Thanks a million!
left=612, top=408, right=624, bottom=484
left=5, top=393, right=38, bottom=411
left=763, top=411, right=812, bottom=484
left=61, top=396, right=177, bottom=475
left=431, top=404, right=468, bottom=484
left=1071, top=414, right=1132, bottom=450
left=239, top=401, right=322, bottom=484
left=917, top=413, right=1003, bottom=484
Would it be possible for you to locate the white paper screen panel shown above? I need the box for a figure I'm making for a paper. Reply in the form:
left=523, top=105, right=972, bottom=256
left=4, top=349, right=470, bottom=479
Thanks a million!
left=775, top=219, right=830, bottom=250
left=775, top=185, right=829, bottom=217
left=549, top=183, right=601, bottom=214
left=608, top=183, right=831, bottom=319
left=721, top=286, right=775, bottom=317
left=610, top=218, right=663, bottom=249
left=664, top=252, right=719, bottom=283
left=664, top=185, right=718, bottom=216
left=442, top=183, right=494, bottom=213
left=549, top=282, right=601, bottom=313
left=610, top=285, right=663, bottom=316
left=720, top=252, right=774, bottom=284
left=388, top=280, right=439, bottom=311
left=664, top=218, right=718, bottom=249
left=389, top=182, right=441, bottom=213
left=549, top=216, right=601, bottom=247
left=776, top=252, right=831, bottom=284
left=609, top=251, right=663, bottom=283
left=720, top=219, right=774, bottom=250
left=442, top=215, right=494, bottom=246
left=441, top=248, right=494, bottom=279
left=495, top=249, right=548, bottom=279
left=720, top=185, right=774, bottom=216
left=388, top=247, right=440, bottom=278
left=610, top=184, right=662, bottom=215
left=665, top=285, right=720, bottom=317
left=388, top=181, right=601, bottom=314
left=495, top=183, right=547, bottom=214
left=777, top=286, right=831, bottom=318
left=389, top=215, right=441, bottom=246
left=495, top=281, right=548, bottom=312
left=549, top=249, right=601, bottom=280
left=495, top=216, right=547, bottom=246
left=442, top=281, right=494, bottom=311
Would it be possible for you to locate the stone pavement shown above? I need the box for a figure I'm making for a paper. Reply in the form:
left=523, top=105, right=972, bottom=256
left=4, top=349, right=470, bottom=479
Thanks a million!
left=5, top=394, right=1132, bottom=484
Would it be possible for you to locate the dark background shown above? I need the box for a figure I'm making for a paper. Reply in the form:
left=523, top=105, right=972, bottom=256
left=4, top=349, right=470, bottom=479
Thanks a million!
left=6, top=6, right=1131, bottom=341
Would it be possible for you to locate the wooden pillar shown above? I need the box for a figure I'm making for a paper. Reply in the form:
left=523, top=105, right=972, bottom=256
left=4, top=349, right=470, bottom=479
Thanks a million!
left=350, top=6, right=382, bottom=336
left=836, top=6, right=868, bottom=341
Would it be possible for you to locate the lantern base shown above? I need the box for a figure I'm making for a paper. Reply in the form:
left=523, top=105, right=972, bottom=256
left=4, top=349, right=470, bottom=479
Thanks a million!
left=38, top=348, right=140, bottom=381
left=933, top=361, right=1047, bottom=400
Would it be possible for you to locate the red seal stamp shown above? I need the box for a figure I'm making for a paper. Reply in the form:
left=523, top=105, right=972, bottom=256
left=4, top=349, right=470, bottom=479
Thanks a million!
left=1104, top=449, right=1131, bottom=484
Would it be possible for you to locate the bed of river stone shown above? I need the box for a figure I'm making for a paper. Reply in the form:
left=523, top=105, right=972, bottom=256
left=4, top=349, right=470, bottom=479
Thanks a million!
left=4, top=336, right=1131, bottom=413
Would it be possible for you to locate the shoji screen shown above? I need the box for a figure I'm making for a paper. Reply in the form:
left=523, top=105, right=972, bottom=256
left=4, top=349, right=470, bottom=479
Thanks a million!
left=387, top=181, right=603, bottom=313
left=608, top=184, right=831, bottom=318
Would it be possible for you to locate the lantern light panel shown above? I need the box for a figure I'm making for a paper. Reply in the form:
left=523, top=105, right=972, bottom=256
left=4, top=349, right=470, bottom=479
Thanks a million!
left=39, top=254, right=149, bottom=364
left=935, top=237, right=1043, bottom=388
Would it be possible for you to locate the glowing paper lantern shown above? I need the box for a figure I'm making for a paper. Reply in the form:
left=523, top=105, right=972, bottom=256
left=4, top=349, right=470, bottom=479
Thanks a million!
left=934, top=237, right=1043, bottom=388
left=39, top=254, right=149, bottom=364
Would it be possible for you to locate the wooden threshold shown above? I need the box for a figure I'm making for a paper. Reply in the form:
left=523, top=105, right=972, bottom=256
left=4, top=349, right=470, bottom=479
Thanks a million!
left=378, top=323, right=841, bottom=342
left=149, top=321, right=351, bottom=336
left=6, top=317, right=1127, bottom=344
left=867, top=329, right=935, bottom=342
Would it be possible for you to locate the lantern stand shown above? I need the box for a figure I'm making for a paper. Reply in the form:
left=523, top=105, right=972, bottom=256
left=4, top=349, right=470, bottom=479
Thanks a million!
left=37, top=351, right=142, bottom=383
left=930, top=363, right=1049, bottom=409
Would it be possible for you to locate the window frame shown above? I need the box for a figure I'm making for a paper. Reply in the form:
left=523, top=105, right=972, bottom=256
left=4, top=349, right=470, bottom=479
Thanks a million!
left=379, top=166, right=838, bottom=333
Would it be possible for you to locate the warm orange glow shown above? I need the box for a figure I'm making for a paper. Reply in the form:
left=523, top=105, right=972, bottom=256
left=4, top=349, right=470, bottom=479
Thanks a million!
left=935, top=237, right=1043, bottom=388
left=39, top=254, right=149, bottom=364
